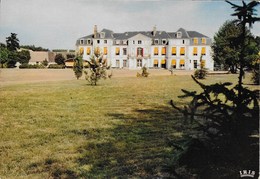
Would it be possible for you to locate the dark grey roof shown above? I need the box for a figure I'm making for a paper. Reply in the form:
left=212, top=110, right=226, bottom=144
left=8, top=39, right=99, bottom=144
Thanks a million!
left=187, top=31, right=209, bottom=38
left=176, top=28, right=190, bottom=38
left=76, top=28, right=209, bottom=45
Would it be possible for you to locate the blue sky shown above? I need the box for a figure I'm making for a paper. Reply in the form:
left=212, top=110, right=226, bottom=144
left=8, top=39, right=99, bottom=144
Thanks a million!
left=0, top=0, right=259, bottom=50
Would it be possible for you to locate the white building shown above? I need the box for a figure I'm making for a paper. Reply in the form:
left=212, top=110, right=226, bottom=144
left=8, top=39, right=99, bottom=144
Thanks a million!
left=76, top=26, right=214, bottom=70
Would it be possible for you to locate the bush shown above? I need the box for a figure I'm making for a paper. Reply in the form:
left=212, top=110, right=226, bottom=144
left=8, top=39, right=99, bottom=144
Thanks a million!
left=48, top=64, right=65, bottom=69
left=19, top=63, right=45, bottom=69
left=194, top=68, right=208, bottom=79
left=137, top=66, right=149, bottom=77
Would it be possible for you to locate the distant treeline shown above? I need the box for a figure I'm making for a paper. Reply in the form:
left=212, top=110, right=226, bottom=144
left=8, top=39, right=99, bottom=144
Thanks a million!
left=20, top=45, right=49, bottom=51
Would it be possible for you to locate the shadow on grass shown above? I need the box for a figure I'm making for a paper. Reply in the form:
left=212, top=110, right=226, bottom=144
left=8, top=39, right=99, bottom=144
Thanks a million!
left=74, top=105, right=183, bottom=178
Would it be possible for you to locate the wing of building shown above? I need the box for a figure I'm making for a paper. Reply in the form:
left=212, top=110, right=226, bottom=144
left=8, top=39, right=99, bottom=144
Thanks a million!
left=75, top=25, right=214, bottom=70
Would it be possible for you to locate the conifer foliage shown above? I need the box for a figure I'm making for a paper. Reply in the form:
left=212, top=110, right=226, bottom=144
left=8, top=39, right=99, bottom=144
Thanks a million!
left=73, top=55, right=83, bottom=80
left=84, top=47, right=111, bottom=85
left=168, top=1, right=260, bottom=178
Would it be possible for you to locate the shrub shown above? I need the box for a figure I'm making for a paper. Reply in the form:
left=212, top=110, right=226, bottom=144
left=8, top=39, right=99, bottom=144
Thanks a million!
left=194, top=68, right=208, bottom=79
left=19, top=63, right=45, bottom=69
left=137, top=66, right=149, bottom=77
left=48, top=64, right=65, bottom=69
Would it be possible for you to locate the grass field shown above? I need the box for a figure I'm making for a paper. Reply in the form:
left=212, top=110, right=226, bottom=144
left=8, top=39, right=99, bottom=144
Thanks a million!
left=0, top=70, right=257, bottom=178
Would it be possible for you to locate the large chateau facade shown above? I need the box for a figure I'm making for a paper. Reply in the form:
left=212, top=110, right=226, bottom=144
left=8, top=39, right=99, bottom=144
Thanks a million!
left=76, top=26, right=214, bottom=70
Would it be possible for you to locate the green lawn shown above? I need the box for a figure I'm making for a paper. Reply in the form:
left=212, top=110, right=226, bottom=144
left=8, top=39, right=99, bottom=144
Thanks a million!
left=0, top=74, right=256, bottom=178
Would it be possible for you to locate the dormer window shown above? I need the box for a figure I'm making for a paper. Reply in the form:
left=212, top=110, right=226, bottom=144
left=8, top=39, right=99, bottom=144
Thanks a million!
left=80, top=39, right=84, bottom=44
left=100, top=32, right=105, bottom=38
left=154, top=39, right=159, bottom=45
left=162, top=39, right=167, bottom=44
left=177, top=32, right=182, bottom=38
left=138, top=40, right=142, bottom=44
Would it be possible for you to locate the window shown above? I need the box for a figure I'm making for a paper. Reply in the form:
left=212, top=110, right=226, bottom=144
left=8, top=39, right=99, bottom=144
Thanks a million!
left=104, top=40, right=107, bottom=44
left=193, top=38, right=198, bottom=45
left=80, top=40, right=84, bottom=44
left=137, top=59, right=142, bottom=67
left=116, top=40, right=120, bottom=45
left=137, top=47, right=143, bottom=56
left=182, top=40, right=185, bottom=44
left=115, top=47, right=120, bottom=55
left=193, top=47, right=198, bottom=56
left=87, top=39, right=91, bottom=44
left=194, top=60, right=198, bottom=69
left=171, top=59, right=176, bottom=69
left=201, top=47, right=206, bottom=55
left=172, top=47, right=176, bottom=55
left=123, top=40, right=128, bottom=45
left=180, top=47, right=185, bottom=56
left=100, top=32, right=105, bottom=38
left=154, top=47, right=158, bottom=55
left=154, top=59, right=158, bottom=67
left=201, top=60, right=206, bottom=68
left=123, top=48, right=127, bottom=55
left=123, top=60, right=127, bottom=67
left=133, top=40, right=135, bottom=44
left=154, top=39, right=159, bottom=44
left=116, top=60, right=120, bottom=68
left=104, top=47, right=107, bottom=55
left=161, top=47, right=166, bottom=55
left=87, top=47, right=91, bottom=55
left=180, top=59, right=185, bottom=68
left=138, top=40, right=142, bottom=44
left=79, top=47, right=84, bottom=55
left=201, top=38, right=206, bottom=45
left=177, top=32, right=182, bottom=38
left=162, top=39, right=167, bottom=44
left=161, top=59, right=166, bottom=68
left=97, top=40, right=100, bottom=44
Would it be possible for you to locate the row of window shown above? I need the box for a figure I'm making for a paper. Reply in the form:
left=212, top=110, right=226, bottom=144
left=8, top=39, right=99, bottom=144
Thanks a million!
left=79, top=46, right=206, bottom=56
left=80, top=38, right=207, bottom=46
left=153, top=59, right=206, bottom=68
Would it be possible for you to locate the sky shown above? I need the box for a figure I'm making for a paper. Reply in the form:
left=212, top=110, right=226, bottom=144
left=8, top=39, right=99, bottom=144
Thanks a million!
left=0, top=0, right=259, bottom=50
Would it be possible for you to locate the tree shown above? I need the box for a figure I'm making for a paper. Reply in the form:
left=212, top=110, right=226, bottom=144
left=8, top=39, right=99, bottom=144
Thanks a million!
left=194, top=55, right=208, bottom=79
left=211, top=20, right=258, bottom=73
left=54, top=53, right=65, bottom=65
left=73, top=55, right=83, bottom=79
left=84, top=47, right=111, bottom=85
left=41, top=59, right=49, bottom=67
left=168, top=1, right=260, bottom=178
left=17, top=50, right=30, bottom=64
left=6, top=33, right=19, bottom=51
left=0, top=47, right=9, bottom=68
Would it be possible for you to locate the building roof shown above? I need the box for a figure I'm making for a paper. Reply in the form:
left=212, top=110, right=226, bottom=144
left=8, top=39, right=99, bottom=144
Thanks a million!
left=76, top=27, right=209, bottom=45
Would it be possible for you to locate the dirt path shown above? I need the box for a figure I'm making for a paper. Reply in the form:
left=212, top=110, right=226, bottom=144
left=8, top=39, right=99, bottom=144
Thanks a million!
left=0, top=68, right=194, bottom=86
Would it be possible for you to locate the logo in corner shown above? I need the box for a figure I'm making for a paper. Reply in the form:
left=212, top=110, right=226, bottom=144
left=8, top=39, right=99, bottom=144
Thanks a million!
left=239, top=170, right=255, bottom=178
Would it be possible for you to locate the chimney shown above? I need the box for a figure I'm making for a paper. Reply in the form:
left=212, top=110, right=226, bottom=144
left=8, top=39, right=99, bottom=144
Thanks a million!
left=153, top=25, right=157, bottom=36
left=94, top=25, right=98, bottom=38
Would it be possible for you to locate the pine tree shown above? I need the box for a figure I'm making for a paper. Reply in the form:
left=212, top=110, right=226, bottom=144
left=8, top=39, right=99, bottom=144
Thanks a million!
left=73, top=55, right=83, bottom=80
left=84, top=47, right=111, bottom=85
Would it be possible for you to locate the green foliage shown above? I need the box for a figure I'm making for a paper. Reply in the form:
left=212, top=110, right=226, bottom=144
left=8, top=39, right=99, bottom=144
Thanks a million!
left=67, top=53, right=75, bottom=59
left=41, top=59, right=49, bottom=67
left=17, top=50, right=31, bottom=64
left=194, top=56, right=208, bottom=79
left=84, top=48, right=111, bottom=85
left=137, top=66, right=149, bottom=77
left=169, top=1, right=260, bottom=178
left=48, top=64, right=65, bottom=69
left=54, top=53, right=65, bottom=65
left=0, top=47, right=9, bottom=68
left=20, top=45, right=49, bottom=51
left=6, top=33, right=20, bottom=51
left=73, top=56, right=83, bottom=80
left=19, top=63, right=45, bottom=69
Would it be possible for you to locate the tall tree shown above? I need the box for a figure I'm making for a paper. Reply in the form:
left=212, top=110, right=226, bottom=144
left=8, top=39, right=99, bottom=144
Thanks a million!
left=0, top=47, right=9, bottom=68
left=6, top=33, right=19, bottom=51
